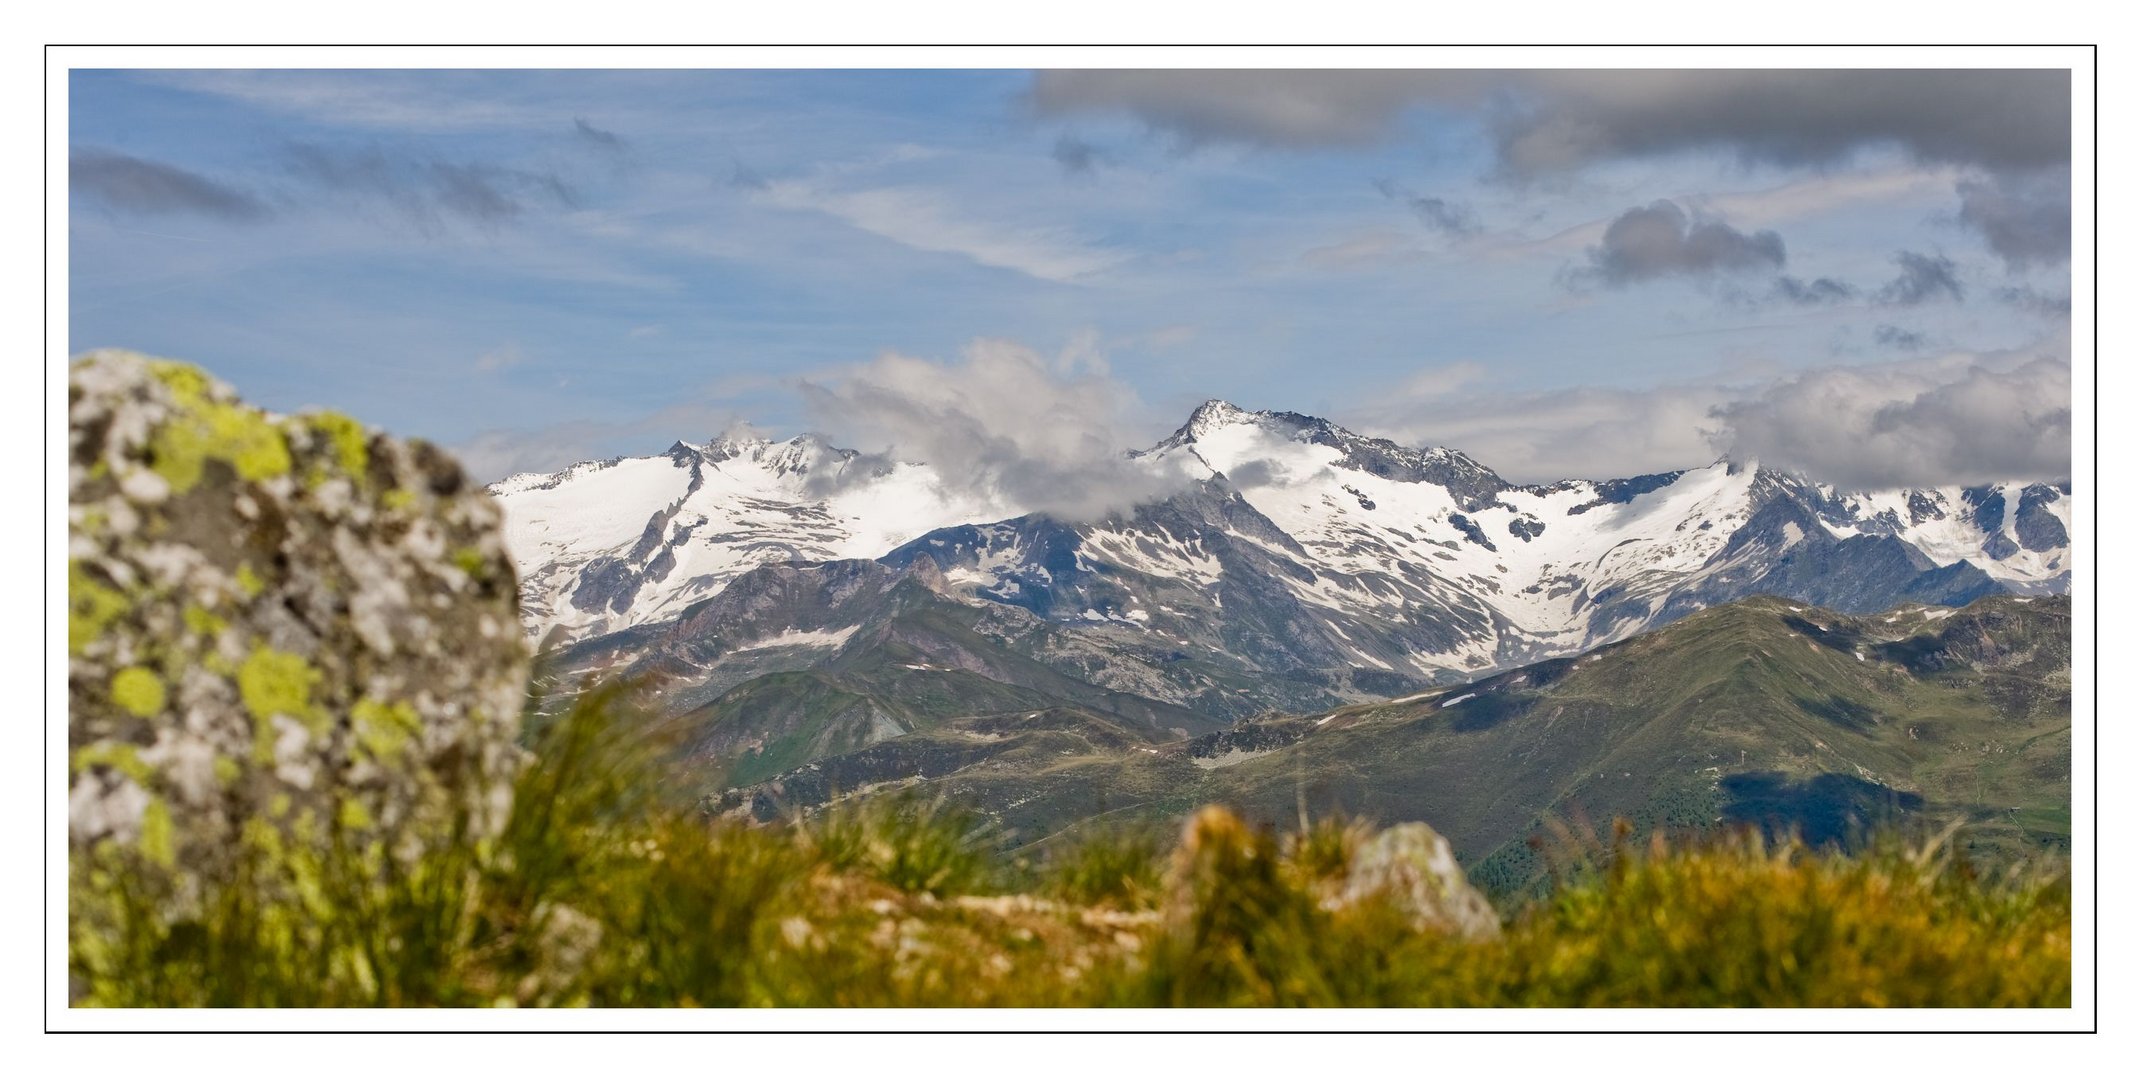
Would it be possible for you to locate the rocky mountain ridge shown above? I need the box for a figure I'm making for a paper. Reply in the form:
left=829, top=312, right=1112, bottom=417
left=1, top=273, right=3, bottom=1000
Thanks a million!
left=498, top=400, right=2069, bottom=708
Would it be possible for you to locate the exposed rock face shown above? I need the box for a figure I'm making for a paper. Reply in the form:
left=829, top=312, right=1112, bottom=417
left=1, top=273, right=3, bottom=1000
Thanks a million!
left=67, top=350, right=527, bottom=919
left=1331, top=823, right=1501, bottom=941
left=2014, top=483, right=2070, bottom=552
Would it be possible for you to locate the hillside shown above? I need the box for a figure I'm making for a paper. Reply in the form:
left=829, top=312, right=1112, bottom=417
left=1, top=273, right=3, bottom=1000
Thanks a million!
left=697, top=593, right=2069, bottom=884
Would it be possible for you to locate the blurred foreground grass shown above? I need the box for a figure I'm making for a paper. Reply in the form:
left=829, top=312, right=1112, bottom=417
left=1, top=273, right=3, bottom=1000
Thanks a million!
left=70, top=690, right=2070, bottom=1008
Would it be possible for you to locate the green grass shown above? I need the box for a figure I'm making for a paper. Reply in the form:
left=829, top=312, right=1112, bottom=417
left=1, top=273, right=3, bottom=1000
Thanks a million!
left=805, top=790, right=1002, bottom=896
left=70, top=688, right=2071, bottom=1008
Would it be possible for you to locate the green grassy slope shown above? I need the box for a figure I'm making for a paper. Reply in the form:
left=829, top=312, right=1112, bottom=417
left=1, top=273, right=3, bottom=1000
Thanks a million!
left=681, top=593, right=2068, bottom=887
left=1197, top=594, right=2068, bottom=890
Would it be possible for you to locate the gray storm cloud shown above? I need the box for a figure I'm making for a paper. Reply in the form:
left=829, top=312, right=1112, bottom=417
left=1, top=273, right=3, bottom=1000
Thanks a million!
left=70, top=149, right=269, bottom=221
left=1710, top=355, right=2070, bottom=489
left=1032, top=69, right=2069, bottom=174
left=799, top=340, right=1199, bottom=522
left=1571, top=200, right=1786, bottom=288
left=1035, top=69, right=2070, bottom=269
left=1876, top=251, right=1965, bottom=306
left=1957, top=168, right=2071, bottom=268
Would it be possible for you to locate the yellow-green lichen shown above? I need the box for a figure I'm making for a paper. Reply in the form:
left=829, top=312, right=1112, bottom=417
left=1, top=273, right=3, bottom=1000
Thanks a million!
left=353, top=698, right=421, bottom=761
left=147, top=360, right=214, bottom=406
left=451, top=546, right=488, bottom=577
left=381, top=488, right=416, bottom=513
left=72, top=741, right=153, bottom=784
left=68, top=561, right=130, bottom=655
left=183, top=604, right=228, bottom=637
left=213, top=755, right=242, bottom=787
left=147, top=383, right=293, bottom=494
left=139, top=799, right=176, bottom=868
left=109, top=667, right=167, bottom=718
left=305, top=411, right=369, bottom=478
left=235, top=563, right=264, bottom=599
left=238, top=645, right=322, bottom=740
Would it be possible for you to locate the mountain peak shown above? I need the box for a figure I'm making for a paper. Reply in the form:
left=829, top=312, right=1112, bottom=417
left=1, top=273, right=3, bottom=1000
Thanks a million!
left=1189, top=398, right=1250, bottom=423
left=1155, top=398, right=1262, bottom=450
left=705, top=425, right=774, bottom=459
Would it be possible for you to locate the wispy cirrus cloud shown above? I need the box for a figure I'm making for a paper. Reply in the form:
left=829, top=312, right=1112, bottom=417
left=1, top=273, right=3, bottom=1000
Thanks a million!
left=146, top=70, right=578, bottom=133
left=573, top=117, right=626, bottom=151
left=71, top=149, right=269, bottom=221
left=279, top=141, right=578, bottom=232
left=754, top=179, right=1127, bottom=283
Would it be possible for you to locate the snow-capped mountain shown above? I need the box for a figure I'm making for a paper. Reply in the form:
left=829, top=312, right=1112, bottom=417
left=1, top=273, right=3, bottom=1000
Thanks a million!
left=491, top=401, right=2070, bottom=692
left=488, top=432, right=1012, bottom=645
left=879, top=400, right=2068, bottom=683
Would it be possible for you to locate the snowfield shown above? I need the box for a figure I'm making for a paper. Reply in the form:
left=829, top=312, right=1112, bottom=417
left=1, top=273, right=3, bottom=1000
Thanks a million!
left=490, top=401, right=2071, bottom=671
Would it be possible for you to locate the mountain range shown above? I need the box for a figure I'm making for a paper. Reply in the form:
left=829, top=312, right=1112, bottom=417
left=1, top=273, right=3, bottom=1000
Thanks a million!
left=493, top=400, right=2067, bottom=690
left=702, top=592, right=2071, bottom=884
left=487, top=400, right=2072, bottom=867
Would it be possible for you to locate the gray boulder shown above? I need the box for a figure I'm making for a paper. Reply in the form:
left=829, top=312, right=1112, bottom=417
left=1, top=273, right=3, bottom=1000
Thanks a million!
left=67, top=350, right=528, bottom=917
left=1332, top=823, right=1501, bottom=940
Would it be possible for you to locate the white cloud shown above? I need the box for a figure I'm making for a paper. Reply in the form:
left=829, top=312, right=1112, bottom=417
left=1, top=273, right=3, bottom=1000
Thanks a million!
left=475, top=344, right=524, bottom=373
left=1397, top=362, right=1487, bottom=400
left=1351, top=382, right=1730, bottom=484
left=757, top=180, right=1126, bottom=283
left=1712, top=350, right=2070, bottom=488
left=1137, top=324, right=1198, bottom=349
left=146, top=71, right=560, bottom=133
left=1347, top=341, right=2071, bottom=489
left=799, top=337, right=1198, bottom=521
left=1687, top=166, right=1963, bottom=227
left=454, top=383, right=773, bottom=482
left=1300, top=230, right=1420, bottom=270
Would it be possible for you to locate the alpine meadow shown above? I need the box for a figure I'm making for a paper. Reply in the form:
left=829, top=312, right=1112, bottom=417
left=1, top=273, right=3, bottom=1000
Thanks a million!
left=63, top=60, right=2082, bottom=1017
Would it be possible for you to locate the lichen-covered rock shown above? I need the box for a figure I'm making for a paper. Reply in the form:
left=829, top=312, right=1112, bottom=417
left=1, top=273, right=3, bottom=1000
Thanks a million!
left=1330, top=823, right=1500, bottom=940
left=68, top=349, right=527, bottom=918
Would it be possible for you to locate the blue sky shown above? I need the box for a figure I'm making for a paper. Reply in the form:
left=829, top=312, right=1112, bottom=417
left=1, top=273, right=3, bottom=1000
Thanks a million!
left=69, top=67, right=2073, bottom=487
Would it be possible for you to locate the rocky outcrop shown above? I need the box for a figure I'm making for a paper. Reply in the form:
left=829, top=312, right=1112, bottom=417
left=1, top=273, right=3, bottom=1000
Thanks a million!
left=1164, top=808, right=1500, bottom=948
left=1330, top=823, right=1501, bottom=940
left=67, top=350, right=527, bottom=923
